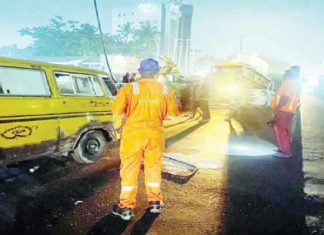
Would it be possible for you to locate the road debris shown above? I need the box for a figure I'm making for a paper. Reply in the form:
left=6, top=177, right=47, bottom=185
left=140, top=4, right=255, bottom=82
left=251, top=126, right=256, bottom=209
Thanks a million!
left=29, top=165, right=40, bottom=173
left=74, top=200, right=84, bottom=206
left=164, top=153, right=223, bottom=170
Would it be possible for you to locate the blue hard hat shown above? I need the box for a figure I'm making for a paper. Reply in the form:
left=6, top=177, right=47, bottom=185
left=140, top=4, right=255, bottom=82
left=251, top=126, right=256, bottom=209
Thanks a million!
left=139, top=58, right=159, bottom=73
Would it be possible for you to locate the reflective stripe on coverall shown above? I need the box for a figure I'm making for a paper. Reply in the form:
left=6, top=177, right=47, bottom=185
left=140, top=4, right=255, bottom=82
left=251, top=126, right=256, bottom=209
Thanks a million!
left=271, top=80, right=301, bottom=113
left=271, top=79, right=301, bottom=155
left=112, top=79, right=179, bottom=208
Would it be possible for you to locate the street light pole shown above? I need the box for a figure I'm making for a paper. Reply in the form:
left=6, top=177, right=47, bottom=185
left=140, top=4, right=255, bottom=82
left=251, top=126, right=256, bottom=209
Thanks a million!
left=240, top=35, right=244, bottom=54
left=93, top=0, right=115, bottom=81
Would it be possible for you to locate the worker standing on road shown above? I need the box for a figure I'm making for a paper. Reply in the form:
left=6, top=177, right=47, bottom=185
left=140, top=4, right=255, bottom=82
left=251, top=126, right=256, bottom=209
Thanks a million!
left=271, top=66, right=301, bottom=158
left=191, top=81, right=202, bottom=119
left=288, top=66, right=302, bottom=140
left=112, top=58, right=179, bottom=221
left=199, top=79, right=211, bottom=122
left=129, top=73, right=136, bottom=82
left=191, top=80, right=210, bottom=122
left=122, top=72, right=130, bottom=83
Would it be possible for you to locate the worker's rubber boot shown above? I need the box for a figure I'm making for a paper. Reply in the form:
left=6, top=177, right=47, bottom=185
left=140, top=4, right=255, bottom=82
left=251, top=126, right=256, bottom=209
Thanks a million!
left=112, top=205, right=134, bottom=221
left=149, top=201, right=163, bottom=214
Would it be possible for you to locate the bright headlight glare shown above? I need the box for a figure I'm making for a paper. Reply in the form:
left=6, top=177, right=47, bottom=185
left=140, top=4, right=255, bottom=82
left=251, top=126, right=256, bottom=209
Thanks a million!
left=225, top=83, right=240, bottom=94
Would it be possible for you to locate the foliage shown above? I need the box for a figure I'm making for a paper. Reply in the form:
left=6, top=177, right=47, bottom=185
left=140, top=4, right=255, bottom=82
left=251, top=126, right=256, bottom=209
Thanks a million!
left=110, top=20, right=160, bottom=57
left=117, top=22, right=135, bottom=43
left=15, top=16, right=160, bottom=58
left=19, top=16, right=101, bottom=57
left=133, top=21, right=160, bottom=57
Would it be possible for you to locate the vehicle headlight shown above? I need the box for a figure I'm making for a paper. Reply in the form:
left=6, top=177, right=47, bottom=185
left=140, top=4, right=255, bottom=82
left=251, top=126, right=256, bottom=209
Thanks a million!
left=225, top=83, right=240, bottom=94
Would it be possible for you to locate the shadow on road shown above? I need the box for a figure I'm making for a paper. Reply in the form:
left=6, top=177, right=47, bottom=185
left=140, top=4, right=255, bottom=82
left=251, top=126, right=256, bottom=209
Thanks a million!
left=166, top=121, right=207, bottom=148
left=86, top=209, right=159, bottom=235
left=87, top=213, right=130, bottom=235
left=1, top=160, right=112, bottom=235
left=223, top=110, right=308, bottom=235
left=226, top=118, right=243, bottom=137
left=130, top=210, right=159, bottom=235
left=164, top=116, right=193, bottom=129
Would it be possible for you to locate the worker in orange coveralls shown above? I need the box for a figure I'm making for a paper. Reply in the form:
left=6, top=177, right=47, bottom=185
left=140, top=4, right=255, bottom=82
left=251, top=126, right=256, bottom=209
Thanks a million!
left=270, top=66, right=301, bottom=158
left=112, top=58, right=179, bottom=220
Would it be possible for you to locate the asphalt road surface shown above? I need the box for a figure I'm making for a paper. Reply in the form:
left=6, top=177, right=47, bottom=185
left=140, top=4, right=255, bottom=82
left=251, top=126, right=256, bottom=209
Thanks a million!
left=0, top=102, right=323, bottom=235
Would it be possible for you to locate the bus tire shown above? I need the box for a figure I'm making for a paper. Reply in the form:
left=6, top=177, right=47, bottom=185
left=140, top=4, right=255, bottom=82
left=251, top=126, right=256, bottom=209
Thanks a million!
left=71, top=130, right=108, bottom=163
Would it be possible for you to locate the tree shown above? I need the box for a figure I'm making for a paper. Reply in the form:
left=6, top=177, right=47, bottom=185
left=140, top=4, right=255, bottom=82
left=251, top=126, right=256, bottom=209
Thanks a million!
left=117, top=22, right=135, bottom=43
left=18, top=16, right=160, bottom=58
left=114, top=22, right=136, bottom=55
left=133, top=21, right=160, bottom=57
left=19, top=16, right=101, bottom=57
left=103, top=33, right=124, bottom=54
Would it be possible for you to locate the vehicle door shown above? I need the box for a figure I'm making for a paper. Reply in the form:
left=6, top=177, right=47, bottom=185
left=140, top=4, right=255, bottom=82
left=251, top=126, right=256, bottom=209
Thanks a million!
left=100, top=75, right=118, bottom=109
left=53, top=71, right=113, bottom=153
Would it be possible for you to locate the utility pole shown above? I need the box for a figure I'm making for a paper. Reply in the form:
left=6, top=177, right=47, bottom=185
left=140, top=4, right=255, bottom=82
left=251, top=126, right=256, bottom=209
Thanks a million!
left=160, top=3, right=166, bottom=55
left=93, top=0, right=115, bottom=81
left=240, top=35, right=244, bottom=54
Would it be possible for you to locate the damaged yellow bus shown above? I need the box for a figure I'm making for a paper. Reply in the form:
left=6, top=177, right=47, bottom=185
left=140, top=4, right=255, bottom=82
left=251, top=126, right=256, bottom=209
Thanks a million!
left=0, top=57, right=118, bottom=165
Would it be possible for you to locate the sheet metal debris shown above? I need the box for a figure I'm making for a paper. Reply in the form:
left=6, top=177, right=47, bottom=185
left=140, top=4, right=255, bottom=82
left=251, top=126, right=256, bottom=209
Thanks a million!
left=74, top=200, right=84, bottom=206
left=163, top=153, right=224, bottom=170
left=162, top=156, right=198, bottom=184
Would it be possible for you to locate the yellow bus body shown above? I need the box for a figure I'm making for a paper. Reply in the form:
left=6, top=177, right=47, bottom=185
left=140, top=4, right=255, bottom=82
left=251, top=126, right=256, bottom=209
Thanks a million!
left=0, top=57, right=117, bottom=164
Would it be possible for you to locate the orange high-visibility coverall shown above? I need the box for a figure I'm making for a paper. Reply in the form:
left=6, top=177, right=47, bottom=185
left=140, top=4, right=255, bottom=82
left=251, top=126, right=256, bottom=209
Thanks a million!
left=271, top=79, right=301, bottom=155
left=271, top=79, right=301, bottom=114
left=112, top=79, right=179, bottom=209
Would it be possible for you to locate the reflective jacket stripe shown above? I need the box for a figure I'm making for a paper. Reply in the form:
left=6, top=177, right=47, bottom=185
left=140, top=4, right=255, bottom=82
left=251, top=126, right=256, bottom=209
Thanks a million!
left=163, top=85, right=168, bottom=96
left=147, top=182, right=160, bottom=188
left=121, top=185, right=136, bottom=192
left=132, top=82, right=139, bottom=94
left=288, top=97, right=296, bottom=111
left=133, top=82, right=168, bottom=96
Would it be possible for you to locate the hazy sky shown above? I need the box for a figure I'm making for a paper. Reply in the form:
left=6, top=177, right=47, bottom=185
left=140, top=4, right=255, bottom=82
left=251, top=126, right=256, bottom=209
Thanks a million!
left=0, top=0, right=323, bottom=69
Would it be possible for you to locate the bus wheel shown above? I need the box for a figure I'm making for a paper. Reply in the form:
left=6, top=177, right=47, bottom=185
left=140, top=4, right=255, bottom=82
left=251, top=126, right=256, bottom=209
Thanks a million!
left=71, top=130, right=108, bottom=163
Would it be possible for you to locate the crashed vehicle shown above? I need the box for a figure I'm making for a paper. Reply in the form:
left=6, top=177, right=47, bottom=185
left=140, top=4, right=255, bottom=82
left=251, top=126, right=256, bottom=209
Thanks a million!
left=158, top=56, right=192, bottom=110
left=0, top=57, right=118, bottom=165
left=209, top=62, right=274, bottom=110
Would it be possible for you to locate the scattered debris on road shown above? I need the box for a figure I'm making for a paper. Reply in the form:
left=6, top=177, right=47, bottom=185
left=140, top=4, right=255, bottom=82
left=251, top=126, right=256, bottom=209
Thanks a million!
left=29, top=165, right=40, bottom=173
left=74, top=200, right=84, bottom=206
left=164, top=153, right=223, bottom=170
